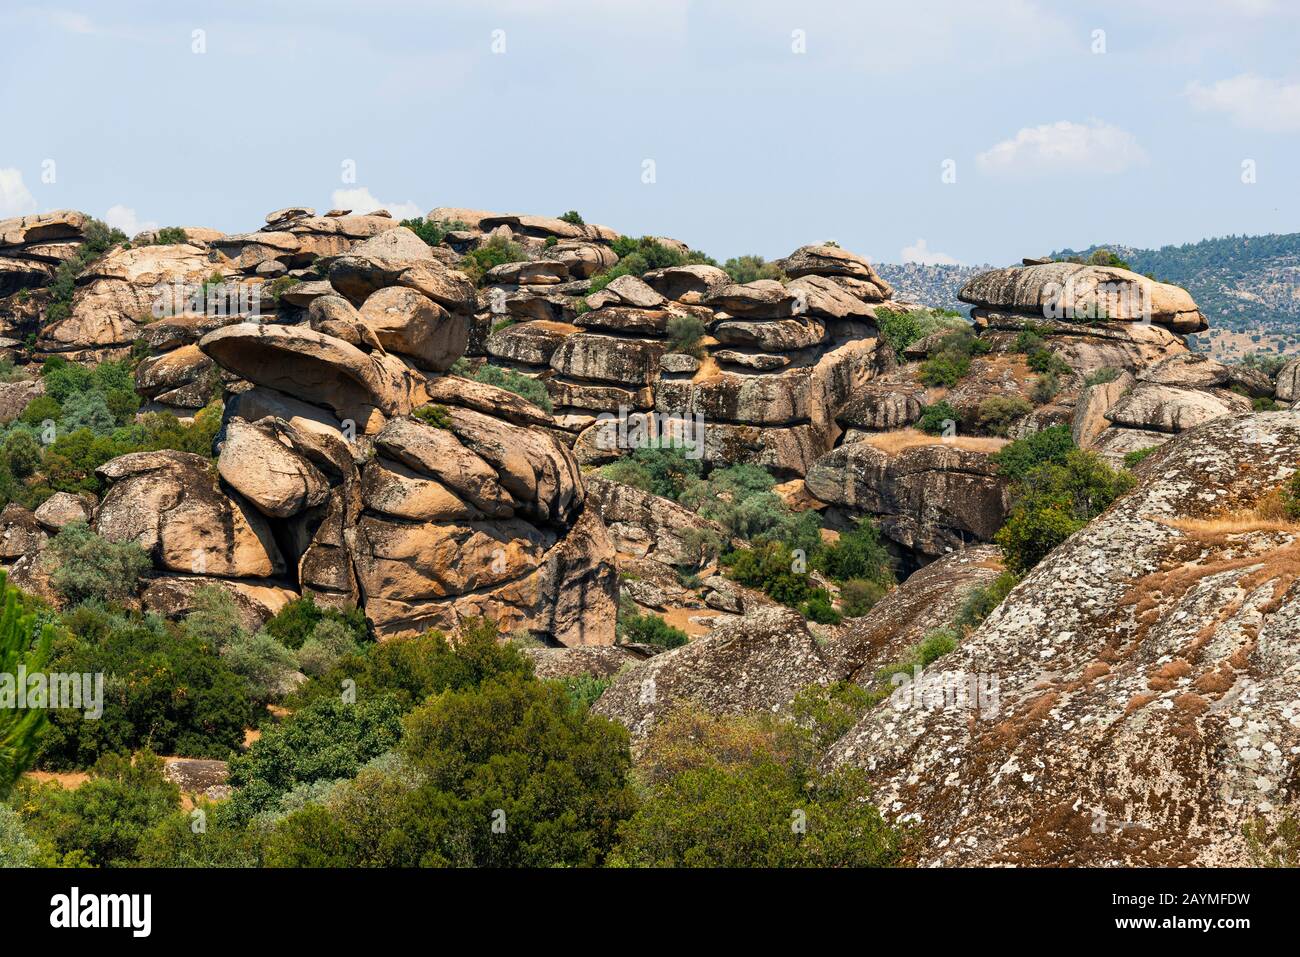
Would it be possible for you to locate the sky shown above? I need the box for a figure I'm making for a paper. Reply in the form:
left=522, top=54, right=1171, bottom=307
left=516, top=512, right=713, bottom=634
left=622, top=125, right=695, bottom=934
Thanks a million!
left=2, top=0, right=1298, bottom=267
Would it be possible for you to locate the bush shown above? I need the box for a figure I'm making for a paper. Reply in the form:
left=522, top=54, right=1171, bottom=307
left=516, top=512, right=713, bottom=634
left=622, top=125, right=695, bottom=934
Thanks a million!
left=1280, top=471, right=1300, bottom=521
left=558, top=674, right=612, bottom=711
left=611, top=706, right=904, bottom=867
left=723, top=255, right=785, bottom=284
left=558, top=210, right=585, bottom=225
left=262, top=594, right=368, bottom=652
left=44, top=522, right=151, bottom=606
left=588, top=237, right=716, bottom=294
left=0, top=804, right=39, bottom=866
left=995, top=449, right=1135, bottom=574
left=917, top=400, right=959, bottom=436
left=990, top=424, right=1075, bottom=482
left=1123, top=446, right=1159, bottom=469
left=816, top=517, right=894, bottom=587
left=13, top=751, right=181, bottom=867
left=36, top=607, right=250, bottom=769
left=617, top=599, right=688, bottom=649
left=919, top=326, right=988, bottom=386
left=222, top=631, right=300, bottom=708
left=1084, top=366, right=1121, bottom=386
left=1031, top=371, right=1062, bottom=404
left=666, top=314, right=707, bottom=358
left=457, top=235, right=528, bottom=284
left=297, top=619, right=361, bottom=678
left=398, top=217, right=467, bottom=247
left=412, top=403, right=453, bottom=429
left=457, top=362, right=553, bottom=413
left=596, top=443, right=703, bottom=501
left=840, top=578, right=887, bottom=617
left=724, top=542, right=820, bottom=610
left=265, top=673, right=636, bottom=867
left=976, top=395, right=1033, bottom=436
left=875, top=307, right=966, bottom=356
left=800, top=591, right=842, bottom=624
left=226, top=695, right=405, bottom=824
left=154, top=226, right=189, bottom=245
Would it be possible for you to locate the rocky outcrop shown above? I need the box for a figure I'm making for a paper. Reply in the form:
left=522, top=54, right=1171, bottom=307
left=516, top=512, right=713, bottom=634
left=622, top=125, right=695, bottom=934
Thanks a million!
left=806, top=437, right=1012, bottom=558
left=592, top=606, right=834, bottom=747
left=825, top=411, right=1300, bottom=866
left=585, top=476, right=726, bottom=566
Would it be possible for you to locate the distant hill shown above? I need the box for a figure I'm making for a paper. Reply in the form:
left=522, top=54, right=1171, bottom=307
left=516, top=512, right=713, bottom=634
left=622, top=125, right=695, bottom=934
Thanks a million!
left=873, top=262, right=990, bottom=314
left=1051, top=233, right=1300, bottom=334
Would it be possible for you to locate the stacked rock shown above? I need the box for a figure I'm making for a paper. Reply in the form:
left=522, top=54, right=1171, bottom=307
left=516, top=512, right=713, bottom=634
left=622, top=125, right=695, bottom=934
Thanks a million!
left=84, top=224, right=619, bottom=645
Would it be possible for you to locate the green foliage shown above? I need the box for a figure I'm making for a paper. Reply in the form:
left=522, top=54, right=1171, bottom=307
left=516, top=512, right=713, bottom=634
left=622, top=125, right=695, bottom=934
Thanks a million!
left=1123, top=445, right=1159, bottom=469
left=919, top=326, right=988, bottom=386
left=839, top=578, right=887, bottom=617
left=665, top=314, right=707, bottom=358
left=399, top=217, right=468, bottom=247
left=289, top=618, right=533, bottom=713
left=990, top=424, right=1075, bottom=482
left=875, top=306, right=967, bottom=356
left=558, top=210, right=585, bottom=225
left=0, top=572, right=55, bottom=797
left=13, top=751, right=180, bottom=867
left=262, top=594, right=368, bottom=652
left=995, top=449, right=1135, bottom=575
left=722, top=255, right=785, bottom=284
left=1243, top=814, right=1300, bottom=867
left=227, top=695, right=404, bottom=824
left=457, top=235, right=528, bottom=284
left=458, top=362, right=553, bottom=413
left=816, top=517, right=894, bottom=587
left=1280, top=470, right=1300, bottom=521
left=154, top=226, right=189, bottom=245
left=265, top=673, right=635, bottom=867
left=0, top=804, right=39, bottom=866
left=43, top=219, right=127, bottom=325
left=790, top=682, right=873, bottom=751
left=558, top=674, right=612, bottom=711
left=616, top=598, right=688, bottom=649
left=264, top=275, right=301, bottom=305
left=611, top=706, right=904, bottom=867
left=1030, top=370, right=1062, bottom=404
left=45, top=522, right=152, bottom=607
left=297, top=619, right=361, bottom=678
left=953, top=571, right=1018, bottom=631
left=1084, top=366, right=1122, bottom=386
left=588, top=236, right=716, bottom=294
left=597, top=443, right=703, bottom=501
left=678, top=461, right=822, bottom=556
left=976, top=395, right=1033, bottom=436
left=221, top=631, right=299, bottom=709
left=412, top=403, right=453, bottom=429
left=723, top=542, right=837, bottom=621
left=917, top=400, right=959, bottom=435
left=37, top=605, right=250, bottom=769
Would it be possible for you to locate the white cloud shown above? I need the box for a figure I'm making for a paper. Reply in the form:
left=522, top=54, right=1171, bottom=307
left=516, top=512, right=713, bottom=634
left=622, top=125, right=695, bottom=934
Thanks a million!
left=1187, top=73, right=1300, bottom=132
left=976, top=120, right=1147, bottom=176
left=0, top=168, right=38, bottom=218
left=901, top=239, right=960, bottom=266
left=104, top=204, right=158, bottom=236
left=331, top=188, right=422, bottom=221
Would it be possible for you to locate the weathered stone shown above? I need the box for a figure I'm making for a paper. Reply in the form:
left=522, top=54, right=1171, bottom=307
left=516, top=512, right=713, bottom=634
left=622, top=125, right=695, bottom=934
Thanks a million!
left=359, top=286, right=466, bottom=371
left=586, top=476, right=725, bottom=566
left=1104, top=382, right=1250, bottom=434
left=33, top=492, right=94, bottom=532
left=217, top=417, right=331, bottom=518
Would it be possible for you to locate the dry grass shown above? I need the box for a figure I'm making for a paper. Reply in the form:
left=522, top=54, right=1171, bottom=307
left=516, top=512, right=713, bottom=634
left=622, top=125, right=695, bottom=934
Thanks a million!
left=691, top=354, right=722, bottom=382
left=861, top=428, right=1008, bottom=455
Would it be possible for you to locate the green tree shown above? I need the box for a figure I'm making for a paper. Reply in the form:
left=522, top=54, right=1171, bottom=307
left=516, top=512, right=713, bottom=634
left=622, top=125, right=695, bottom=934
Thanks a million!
left=0, top=571, right=55, bottom=797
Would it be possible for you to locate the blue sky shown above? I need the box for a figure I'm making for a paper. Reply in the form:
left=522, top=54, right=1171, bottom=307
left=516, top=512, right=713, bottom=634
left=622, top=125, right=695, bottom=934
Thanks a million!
left=2, top=0, right=1298, bottom=266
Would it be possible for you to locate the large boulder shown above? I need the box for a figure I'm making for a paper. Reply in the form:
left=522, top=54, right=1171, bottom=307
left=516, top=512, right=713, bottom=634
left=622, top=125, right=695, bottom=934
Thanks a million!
left=585, top=475, right=726, bottom=566
left=198, top=323, right=428, bottom=434
left=217, top=417, right=331, bottom=519
left=806, top=437, right=1013, bottom=557
left=1104, top=382, right=1250, bottom=434
left=95, top=450, right=284, bottom=578
left=357, top=286, right=466, bottom=371
left=961, top=262, right=1207, bottom=333
left=592, top=606, right=834, bottom=748
left=327, top=227, right=476, bottom=312
left=824, top=411, right=1300, bottom=866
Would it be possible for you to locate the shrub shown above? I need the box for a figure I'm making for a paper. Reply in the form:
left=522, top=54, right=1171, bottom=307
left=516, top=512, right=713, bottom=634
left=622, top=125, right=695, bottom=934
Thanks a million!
left=816, top=517, right=894, bottom=587
left=617, top=599, right=688, bottom=649
left=36, top=607, right=250, bottom=769
left=1084, top=366, right=1121, bottom=386
left=13, top=751, right=180, bottom=867
left=1123, top=446, right=1159, bottom=469
left=1031, top=371, right=1062, bottom=404
left=597, top=443, right=703, bottom=501
left=226, top=695, right=405, bottom=823
left=558, top=674, right=612, bottom=711
left=611, top=706, right=904, bottom=867
left=722, top=255, right=785, bottom=284
left=154, top=226, right=189, bottom=245
left=0, top=804, right=40, bottom=866
left=460, top=362, right=553, bottom=413
left=917, top=400, right=959, bottom=436
left=800, top=591, right=842, bottom=624
left=724, top=542, right=818, bottom=609
left=457, top=236, right=528, bottom=284
left=840, top=578, right=887, bottom=617
left=976, top=395, right=1033, bottom=436
left=990, top=424, right=1075, bottom=481
left=412, top=403, right=453, bottom=429
left=790, top=682, right=873, bottom=751
left=297, top=619, right=361, bottom=678
left=875, top=307, right=966, bottom=356
left=558, top=210, right=585, bottom=225
left=995, top=449, right=1134, bottom=574
left=398, top=217, right=468, bottom=247
left=265, top=672, right=635, bottom=867
left=44, top=522, right=151, bottom=606
left=222, top=631, right=300, bottom=708
left=588, top=236, right=716, bottom=294
left=666, top=314, right=707, bottom=358
left=20, top=394, right=62, bottom=427
left=1280, top=471, right=1300, bottom=521
left=920, top=350, right=971, bottom=387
